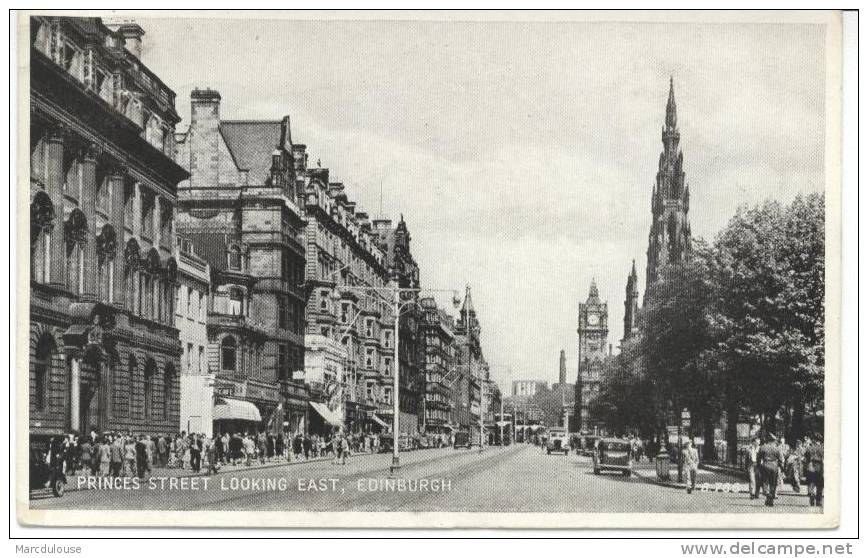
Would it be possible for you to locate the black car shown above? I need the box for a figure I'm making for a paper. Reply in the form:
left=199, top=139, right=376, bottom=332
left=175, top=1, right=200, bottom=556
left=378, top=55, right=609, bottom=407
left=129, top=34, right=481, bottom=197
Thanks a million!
left=453, top=431, right=472, bottom=449
left=29, top=437, right=66, bottom=498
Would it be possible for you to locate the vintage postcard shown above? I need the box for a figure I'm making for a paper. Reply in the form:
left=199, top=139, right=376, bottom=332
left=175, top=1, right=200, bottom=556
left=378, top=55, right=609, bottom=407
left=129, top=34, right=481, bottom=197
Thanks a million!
left=15, top=10, right=842, bottom=529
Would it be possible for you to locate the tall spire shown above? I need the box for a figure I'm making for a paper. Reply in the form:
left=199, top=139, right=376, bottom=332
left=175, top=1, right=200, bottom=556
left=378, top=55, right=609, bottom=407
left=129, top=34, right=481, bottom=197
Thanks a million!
left=587, top=278, right=600, bottom=303
left=666, top=75, right=677, bottom=130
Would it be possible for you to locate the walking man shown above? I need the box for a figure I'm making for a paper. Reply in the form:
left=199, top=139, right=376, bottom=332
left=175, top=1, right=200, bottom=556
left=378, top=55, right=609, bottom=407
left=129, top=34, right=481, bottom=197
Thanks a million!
left=747, top=437, right=761, bottom=499
left=684, top=439, right=700, bottom=494
left=804, top=434, right=824, bottom=507
left=757, top=435, right=784, bottom=507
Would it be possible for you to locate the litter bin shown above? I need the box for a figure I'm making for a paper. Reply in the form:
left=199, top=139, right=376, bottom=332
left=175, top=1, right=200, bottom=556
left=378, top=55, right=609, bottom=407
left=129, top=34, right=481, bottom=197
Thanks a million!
left=656, top=451, right=671, bottom=481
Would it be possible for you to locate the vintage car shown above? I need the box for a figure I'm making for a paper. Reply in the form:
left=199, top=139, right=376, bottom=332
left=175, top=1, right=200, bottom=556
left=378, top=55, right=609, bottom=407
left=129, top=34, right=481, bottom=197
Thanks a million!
left=579, top=435, right=601, bottom=456
left=546, top=428, right=570, bottom=455
left=29, top=437, right=66, bottom=498
left=593, top=437, right=633, bottom=476
left=453, top=431, right=472, bottom=449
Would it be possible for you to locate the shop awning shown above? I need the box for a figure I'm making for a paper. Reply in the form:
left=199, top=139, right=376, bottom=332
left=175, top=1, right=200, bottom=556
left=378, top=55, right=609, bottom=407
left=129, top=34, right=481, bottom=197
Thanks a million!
left=213, top=398, right=262, bottom=422
left=371, top=414, right=389, bottom=428
left=310, top=402, right=343, bottom=427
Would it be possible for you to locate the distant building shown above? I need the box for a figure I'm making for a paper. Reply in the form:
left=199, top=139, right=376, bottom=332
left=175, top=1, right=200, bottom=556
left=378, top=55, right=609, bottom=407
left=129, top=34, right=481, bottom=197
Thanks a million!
left=575, top=280, right=609, bottom=433
left=622, top=260, right=639, bottom=344
left=512, top=380, right=548, bottom=397
left=374, top=216, right=425, bottom=435
left=453, top=287, right=485, bottom=442
left=419, top=297, right=455, bottom=436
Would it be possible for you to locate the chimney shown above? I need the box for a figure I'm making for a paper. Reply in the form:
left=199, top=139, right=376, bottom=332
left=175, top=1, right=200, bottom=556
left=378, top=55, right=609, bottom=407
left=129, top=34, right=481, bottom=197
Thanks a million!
left=115, top=22, right=146, bottom=59
left=292, top=144, right=307, bottom=172
left=189, top=88, right=222, bottom=189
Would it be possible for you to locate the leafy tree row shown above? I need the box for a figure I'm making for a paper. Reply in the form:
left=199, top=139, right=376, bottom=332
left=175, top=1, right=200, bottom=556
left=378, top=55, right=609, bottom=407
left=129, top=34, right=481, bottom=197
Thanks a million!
left=591, top=193, right=824, bottom=462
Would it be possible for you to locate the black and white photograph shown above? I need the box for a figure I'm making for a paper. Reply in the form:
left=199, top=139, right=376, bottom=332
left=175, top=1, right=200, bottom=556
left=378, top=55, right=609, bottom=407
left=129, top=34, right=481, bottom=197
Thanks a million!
left=14, top=9, right=845, bottom=530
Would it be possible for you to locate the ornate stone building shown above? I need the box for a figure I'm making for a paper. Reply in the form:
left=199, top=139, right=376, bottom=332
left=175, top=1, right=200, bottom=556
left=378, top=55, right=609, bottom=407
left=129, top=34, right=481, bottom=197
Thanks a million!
left=29, top=17, right=188, bottom=436
left=419, top=297, right=455, bottom=435
left=452, top=288, right=485, bottom=443
left=173, top=89, right=309, bottom=434
left=645, top=78, right=692, bottom=296
left=299, top=164, right=393, bottom=434
left=574, top=280, right=609, bottom=434
left=374, top=216, right=424, bottom=435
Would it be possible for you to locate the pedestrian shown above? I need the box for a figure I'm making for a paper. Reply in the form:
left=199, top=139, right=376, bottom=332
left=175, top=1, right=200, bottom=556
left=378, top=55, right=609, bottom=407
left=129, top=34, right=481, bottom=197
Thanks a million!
left=303, top=434, right=311, bottom=460
left=156, top=434, right=167, bottom=468
left=683, top=440, right=700, bottom=494
left=804, top=434, right=824, bottom=507
left=276, top=433, right=284, bottom=462
left=79, top=437, right=93, bottom=476
left=757, top=434, right=784, bottom=507
left=746, top=437, right=761, bottom=499
left=189, top=434, right=202, bottom=473
left=123, top=436, right=137, bottom=477
left=97, top=436, right=111, bottom=476
left=135, top=435, right=150, bottom=479
left=110, top=435, right=123, bottom=477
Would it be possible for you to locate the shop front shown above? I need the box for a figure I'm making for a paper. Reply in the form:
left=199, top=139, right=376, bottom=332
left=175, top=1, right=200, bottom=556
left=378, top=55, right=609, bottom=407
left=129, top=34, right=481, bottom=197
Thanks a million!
left=309, top=401, right=343, bottom=435
left=212, top=378, right=280, bottom=434
left=281, top=380, right=310, bottom=436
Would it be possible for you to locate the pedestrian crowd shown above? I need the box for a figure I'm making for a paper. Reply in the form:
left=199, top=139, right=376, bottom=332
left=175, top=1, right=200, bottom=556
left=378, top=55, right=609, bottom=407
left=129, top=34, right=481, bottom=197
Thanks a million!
left=743, top=433, right=824, bottom=507
left=36, top=427, right=454, bottom=480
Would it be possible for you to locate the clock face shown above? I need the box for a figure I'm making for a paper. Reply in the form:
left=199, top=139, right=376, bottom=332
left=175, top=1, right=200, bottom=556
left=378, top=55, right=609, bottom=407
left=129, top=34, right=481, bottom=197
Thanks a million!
left=587, top=314, right=599, bottom=326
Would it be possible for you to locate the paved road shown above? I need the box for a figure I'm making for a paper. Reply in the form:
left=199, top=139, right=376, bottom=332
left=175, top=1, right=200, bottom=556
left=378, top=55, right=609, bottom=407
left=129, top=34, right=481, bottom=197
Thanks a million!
left=29, top=444, right=817, bottom=513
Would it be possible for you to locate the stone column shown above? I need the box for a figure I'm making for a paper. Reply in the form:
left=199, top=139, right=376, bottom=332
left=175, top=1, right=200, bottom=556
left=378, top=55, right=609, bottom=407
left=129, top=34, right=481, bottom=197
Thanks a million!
left=133, top=182, right=141, bottom=237
left=107, top=164, right=126, bottom=309
left=69, top=355, right=81, bottom=433
left=80, top=144, right=100, bottom=300
left=44, top=126, right=66, bottom=288
left=153, top=195, right=162, bottom=248
left=98, top=359, right=109, bottom=429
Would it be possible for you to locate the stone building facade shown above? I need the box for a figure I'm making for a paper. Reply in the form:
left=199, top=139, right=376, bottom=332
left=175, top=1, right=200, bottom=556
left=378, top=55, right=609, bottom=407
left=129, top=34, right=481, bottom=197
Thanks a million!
left=299, top=164, right=393, bottom=434
left=29, top=16, right=188, bottom=436
left=452, top=288, right=485, bottom=443
left=575, top=280, right=609, bottom=434
left=373, top=217, right=424, bottom=435
left=174, top=240, right=212, bottom=436
left=173, top=89, right=309, bottom=434
left=419, top=297, right=455, bottom=435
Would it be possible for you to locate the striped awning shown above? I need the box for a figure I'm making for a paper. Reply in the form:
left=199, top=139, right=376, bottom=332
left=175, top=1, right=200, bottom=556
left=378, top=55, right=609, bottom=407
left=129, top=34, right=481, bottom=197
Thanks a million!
left=309, top=402, right=343, bottom=427
left=371, top=414, right=389, bottom=428
left=213, top=398, right=262, bottom=422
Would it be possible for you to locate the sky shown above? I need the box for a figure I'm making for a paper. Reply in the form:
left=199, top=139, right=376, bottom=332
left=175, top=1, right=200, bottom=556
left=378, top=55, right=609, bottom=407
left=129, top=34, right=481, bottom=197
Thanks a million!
left=135, top=16, right=826, bottom=389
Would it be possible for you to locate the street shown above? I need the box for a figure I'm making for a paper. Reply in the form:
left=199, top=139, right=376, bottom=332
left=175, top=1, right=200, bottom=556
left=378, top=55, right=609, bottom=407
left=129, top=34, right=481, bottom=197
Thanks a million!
left=30, top=444, right=817, bottom=514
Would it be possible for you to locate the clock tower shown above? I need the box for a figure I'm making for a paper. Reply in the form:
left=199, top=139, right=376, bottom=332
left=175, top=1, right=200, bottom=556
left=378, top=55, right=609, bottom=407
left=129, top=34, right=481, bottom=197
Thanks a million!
left=574, top=279, right=609, bottom=433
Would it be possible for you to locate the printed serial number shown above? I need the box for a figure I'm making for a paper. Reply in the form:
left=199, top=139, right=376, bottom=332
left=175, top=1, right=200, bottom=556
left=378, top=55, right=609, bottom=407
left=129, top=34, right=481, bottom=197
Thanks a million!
left=698, top=482, right=746, bottom=493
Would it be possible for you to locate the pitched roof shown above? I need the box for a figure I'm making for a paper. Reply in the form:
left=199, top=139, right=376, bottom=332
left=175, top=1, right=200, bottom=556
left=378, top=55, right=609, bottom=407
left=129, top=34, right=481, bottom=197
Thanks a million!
left=219, top=120, right=282, bottom=185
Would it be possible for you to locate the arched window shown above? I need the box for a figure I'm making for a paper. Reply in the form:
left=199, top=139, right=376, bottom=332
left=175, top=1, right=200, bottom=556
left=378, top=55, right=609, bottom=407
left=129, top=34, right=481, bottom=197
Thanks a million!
left=31, top=334, right=55, bottom=412
left=64, top=209, right=87, bottom=294
left=30, top=191, right=54, bottom=284
left=96, top=225, right=117, bottom=303
left=143, top=359, right=156, bottom=420
left=221, top=336, right=237, bottom=372
left=227, top=245, right=242, bottom=271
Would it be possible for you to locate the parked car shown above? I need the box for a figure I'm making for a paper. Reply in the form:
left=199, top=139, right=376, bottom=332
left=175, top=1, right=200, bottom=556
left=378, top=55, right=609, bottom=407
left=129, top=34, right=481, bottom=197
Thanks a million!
left=29, top=436, right=66, bottom=498
left=453, top=431, right=472, bottom=449
left=593, top=437, right=633, bottom=476
left=546, top=428, right=570, bottom=455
